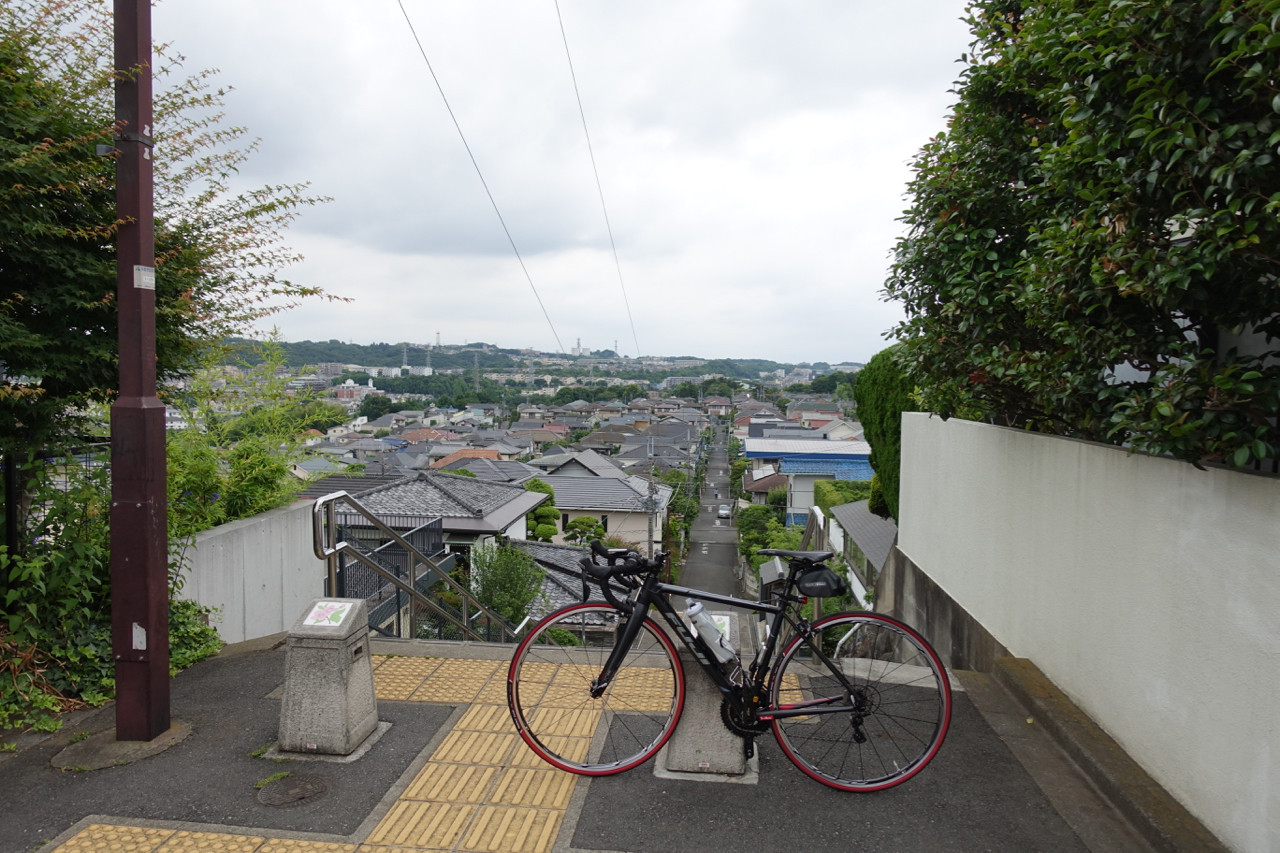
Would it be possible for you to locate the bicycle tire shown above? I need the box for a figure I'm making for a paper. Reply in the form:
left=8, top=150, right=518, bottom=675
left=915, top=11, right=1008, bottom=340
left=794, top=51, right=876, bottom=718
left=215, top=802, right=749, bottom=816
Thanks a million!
left=769, top=611, right=951, bottom=791
left=508, top=602, right=685, bottom=775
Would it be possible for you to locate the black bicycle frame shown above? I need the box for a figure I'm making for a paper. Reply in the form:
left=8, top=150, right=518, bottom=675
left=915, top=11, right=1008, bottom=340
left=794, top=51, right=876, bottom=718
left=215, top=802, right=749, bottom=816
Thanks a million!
left=592, top=567, right=852, bottom=708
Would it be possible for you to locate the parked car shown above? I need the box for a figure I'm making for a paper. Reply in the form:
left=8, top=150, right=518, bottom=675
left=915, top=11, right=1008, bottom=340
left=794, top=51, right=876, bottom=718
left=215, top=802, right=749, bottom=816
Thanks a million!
left=717, top=504, right=731, bottom=518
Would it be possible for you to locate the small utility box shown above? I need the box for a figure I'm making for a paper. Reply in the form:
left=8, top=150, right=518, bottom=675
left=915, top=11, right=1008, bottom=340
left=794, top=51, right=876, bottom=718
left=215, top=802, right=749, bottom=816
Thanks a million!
left=279, top=598, right=378, bottom=755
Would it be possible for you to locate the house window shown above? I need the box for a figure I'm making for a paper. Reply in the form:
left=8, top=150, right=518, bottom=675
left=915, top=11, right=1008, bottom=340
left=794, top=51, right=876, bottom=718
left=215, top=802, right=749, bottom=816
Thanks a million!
left=600, top=514, right=608, bottom=533
left=561, top=513, right=569, bottom=531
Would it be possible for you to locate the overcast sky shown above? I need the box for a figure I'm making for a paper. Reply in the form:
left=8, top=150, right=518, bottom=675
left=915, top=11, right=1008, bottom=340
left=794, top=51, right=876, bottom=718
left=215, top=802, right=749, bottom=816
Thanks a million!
left=151, top=1, right=973, bottom=365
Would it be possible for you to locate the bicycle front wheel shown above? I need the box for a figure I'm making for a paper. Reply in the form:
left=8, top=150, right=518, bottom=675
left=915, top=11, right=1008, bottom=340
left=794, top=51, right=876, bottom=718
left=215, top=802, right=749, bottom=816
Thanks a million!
left=508, top=603, right=685, bottom=775
left=770, top=611, right=951, bottom=791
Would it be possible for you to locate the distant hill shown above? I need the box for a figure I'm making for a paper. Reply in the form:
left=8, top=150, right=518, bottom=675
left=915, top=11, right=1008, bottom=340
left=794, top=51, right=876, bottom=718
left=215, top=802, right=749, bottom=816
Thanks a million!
left=225, top=339, right=518, bottom=371
left=223, top=338, right=843, bottom=377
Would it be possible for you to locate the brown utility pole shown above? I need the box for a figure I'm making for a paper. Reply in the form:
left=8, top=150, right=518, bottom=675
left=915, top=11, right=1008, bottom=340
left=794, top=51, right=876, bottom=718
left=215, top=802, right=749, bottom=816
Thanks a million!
left=110, top=0, right=170, bottom=741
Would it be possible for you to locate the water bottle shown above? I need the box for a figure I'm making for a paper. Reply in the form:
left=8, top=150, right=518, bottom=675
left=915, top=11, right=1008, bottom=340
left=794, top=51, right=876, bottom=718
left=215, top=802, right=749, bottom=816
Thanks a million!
left=686, top=599, right=737, bottom=667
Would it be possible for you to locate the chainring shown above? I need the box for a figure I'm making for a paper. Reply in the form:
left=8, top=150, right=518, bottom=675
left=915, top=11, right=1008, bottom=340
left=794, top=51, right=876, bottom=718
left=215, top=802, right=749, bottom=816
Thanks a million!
left=720, top=696, right=771, bottom=738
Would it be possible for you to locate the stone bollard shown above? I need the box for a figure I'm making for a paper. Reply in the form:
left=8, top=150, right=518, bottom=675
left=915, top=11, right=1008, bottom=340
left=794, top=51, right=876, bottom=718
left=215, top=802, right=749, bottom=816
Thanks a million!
left=279, top=598, right=378, bottom=755
left=658, top=610, right=750, bottom=779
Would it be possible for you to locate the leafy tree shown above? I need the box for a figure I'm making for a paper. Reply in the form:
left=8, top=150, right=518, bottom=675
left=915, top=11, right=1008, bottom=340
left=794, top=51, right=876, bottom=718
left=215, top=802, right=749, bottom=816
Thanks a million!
left=885, top=0, right=1280, bottom=469
left=735, top=504, right=778, bottom=557
left=813, top=480, right=872, bottom=515
left=852, top=346, right=916, bottom=521
left=563, top=516, right=605, bottom=546
left=356, top=394, right=395, bottom=421
left=523, top=478, right=559, bottom=542
left=700, top=378, right=734, bottom=398
left=467, top=542, right=544, bottom=625
left=1, top=1, right=333, bottom=463
left=1, top=0, right=332, bottom=730
left=670, top=381, right=700, bottom=399
left=728, top=457, right=750, bottom=500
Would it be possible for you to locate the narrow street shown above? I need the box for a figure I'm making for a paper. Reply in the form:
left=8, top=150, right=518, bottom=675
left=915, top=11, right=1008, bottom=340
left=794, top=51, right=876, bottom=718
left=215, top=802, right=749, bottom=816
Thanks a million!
left=676, top=426, right=738, bottom=597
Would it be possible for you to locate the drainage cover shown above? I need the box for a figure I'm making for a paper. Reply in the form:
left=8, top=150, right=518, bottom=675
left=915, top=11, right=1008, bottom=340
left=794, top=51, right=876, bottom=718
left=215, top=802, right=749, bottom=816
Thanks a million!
left=256, top=774, right=328, bottom=808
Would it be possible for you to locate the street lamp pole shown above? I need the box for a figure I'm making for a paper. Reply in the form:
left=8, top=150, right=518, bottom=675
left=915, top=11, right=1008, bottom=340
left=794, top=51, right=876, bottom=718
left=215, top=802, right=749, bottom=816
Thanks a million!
left=110, top=0, right=170, bottom=741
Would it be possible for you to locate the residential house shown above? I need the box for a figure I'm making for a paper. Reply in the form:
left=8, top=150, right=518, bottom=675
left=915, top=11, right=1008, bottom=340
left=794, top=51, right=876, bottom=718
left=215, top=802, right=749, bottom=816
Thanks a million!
left=539, top=473, right=672, bottom=552
left=346, top=471, right=549, bottom=552
left=702, top=396, right=733, bottom=417
left=430, top=448, right=501, bottom=469
left=744, top=437, right=873, bottom=526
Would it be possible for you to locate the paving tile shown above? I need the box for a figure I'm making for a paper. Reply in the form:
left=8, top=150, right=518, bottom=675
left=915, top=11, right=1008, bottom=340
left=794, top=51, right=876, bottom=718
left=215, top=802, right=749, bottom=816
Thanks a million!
left=488, top=768, right=576, bottom=810
left=430, top=730, right=519, bottom=766
left=156, top=832, right=266, bottom=852
left=256, top=841, right=358, bottom=852
left=453, top=704, right=512, bottom=733
left=365, top=801, right=475, bottom=848
left=408, top=678, right=487, bottom=704
left=458, top=806, right=562, bottom=853
left=373, top=674, right=430, bottom=701
left=373, top=656, right=442, bottom=677
left=424, top=660, right=503, bottom=681
left=53, top=824, right=173, bottom=852
left=402, top=762, right=499, bottom=804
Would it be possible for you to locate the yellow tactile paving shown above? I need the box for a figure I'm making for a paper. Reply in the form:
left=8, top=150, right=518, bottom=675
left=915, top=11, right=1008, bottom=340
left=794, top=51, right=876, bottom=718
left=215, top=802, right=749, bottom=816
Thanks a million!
left=488, top=768, right=576, bottom=809
left=51, top=654, right=600, bottom=853
left=474, top=679, right=510, bottom=705
left=425, top=659, right=505, bottom=680
left=408, top=677, right=489, bottom=703
left=156, top=832, right=266, bottom=852
left=365, top=801, right=477, bottom=848
left=458, top=805, right=561, bottom=853
left=453, top=703, right=513, bottom=733
left=431, top=729, right=521, bottom=766
left=54, top=824, right=173, bottom=851
left=403, top=762, right=500, bottom=803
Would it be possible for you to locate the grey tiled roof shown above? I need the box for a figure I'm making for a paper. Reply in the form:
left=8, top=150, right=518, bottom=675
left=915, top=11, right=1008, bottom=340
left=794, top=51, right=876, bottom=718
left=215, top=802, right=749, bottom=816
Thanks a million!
left=829, top=500, right=898, bottom=572
left=443, top=458, right=541, bottom=484
left=509, top=540, right=608, bottom=620
left=540, top=474, right=672, bottom=512
left=355, top=471, right=518, bottom=517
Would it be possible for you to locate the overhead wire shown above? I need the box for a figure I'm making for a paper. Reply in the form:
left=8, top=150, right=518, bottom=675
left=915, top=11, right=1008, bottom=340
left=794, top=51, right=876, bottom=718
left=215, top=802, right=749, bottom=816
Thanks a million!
left=395, top=0, right=566, bottom=354
left=553, top=0, right=643, bottom=360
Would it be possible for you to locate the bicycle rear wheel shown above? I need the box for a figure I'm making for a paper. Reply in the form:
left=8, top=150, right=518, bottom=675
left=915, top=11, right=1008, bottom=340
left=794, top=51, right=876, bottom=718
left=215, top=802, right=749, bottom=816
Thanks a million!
left=508, top=603, right=684, bottom=775
left=769, top=611, right=951, bottom=791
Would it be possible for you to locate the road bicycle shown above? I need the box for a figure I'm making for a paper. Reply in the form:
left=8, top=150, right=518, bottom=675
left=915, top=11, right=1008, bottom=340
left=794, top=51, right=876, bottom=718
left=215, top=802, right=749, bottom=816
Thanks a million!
left=506, top=541, right=952, bottom=791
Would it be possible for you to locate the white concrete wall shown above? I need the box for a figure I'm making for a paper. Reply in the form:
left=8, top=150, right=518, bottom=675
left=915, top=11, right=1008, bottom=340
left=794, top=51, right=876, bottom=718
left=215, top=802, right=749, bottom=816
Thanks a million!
left=178, top=501, right=326, bottom=644
left=898, top=413, right=1280, bottom=853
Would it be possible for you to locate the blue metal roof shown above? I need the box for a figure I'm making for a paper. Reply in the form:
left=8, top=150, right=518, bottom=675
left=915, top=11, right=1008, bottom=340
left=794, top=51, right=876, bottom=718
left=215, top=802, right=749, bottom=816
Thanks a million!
left=779, top=458, right=875, bottom=480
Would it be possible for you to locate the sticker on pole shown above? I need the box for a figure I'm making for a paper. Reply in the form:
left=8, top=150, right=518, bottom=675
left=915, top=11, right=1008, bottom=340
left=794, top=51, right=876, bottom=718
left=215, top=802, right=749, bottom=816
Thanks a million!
left=134, top=265, right=155, bottom=290
left=304, top=601, right=353, bottom=627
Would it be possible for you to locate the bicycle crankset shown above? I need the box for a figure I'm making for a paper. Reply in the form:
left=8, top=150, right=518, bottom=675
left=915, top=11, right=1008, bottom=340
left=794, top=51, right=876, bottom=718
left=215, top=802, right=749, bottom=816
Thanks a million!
left=721, top=697, right=771, bottom=737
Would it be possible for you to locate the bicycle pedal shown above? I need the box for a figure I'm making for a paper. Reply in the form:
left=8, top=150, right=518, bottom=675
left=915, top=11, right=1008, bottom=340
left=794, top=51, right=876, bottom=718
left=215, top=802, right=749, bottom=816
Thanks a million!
left=743, top=737, right=755, bottom=760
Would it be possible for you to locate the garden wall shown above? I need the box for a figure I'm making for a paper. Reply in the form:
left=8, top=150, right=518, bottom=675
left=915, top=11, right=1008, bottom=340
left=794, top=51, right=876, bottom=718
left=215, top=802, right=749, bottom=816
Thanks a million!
left=893, top=413, right=1279, bottom=853
left=180, top=500, right=326, bottom=644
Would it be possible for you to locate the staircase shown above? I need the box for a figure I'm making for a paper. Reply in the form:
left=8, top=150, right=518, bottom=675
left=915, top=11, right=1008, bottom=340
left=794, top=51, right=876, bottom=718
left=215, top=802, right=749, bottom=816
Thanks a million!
left=312, top=490, right=520, bottom=644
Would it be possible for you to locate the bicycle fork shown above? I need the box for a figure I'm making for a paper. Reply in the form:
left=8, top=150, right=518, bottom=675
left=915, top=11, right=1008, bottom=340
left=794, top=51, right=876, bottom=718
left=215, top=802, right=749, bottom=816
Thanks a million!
left=590, top=599, right=652, bottom=698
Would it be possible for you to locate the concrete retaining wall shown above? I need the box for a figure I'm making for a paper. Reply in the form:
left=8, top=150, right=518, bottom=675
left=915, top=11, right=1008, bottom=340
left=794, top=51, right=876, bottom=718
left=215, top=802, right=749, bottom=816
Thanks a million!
left=178, top=500, right=326, bottom=644
left=894, top=413, right=1280, bottom=853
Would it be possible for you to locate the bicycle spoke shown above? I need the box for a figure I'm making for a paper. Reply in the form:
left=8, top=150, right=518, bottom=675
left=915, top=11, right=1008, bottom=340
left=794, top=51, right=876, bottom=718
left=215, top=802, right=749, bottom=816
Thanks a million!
left=508, top=603, right=684, bottom=775
left=770, top=613, right=951, bottom=791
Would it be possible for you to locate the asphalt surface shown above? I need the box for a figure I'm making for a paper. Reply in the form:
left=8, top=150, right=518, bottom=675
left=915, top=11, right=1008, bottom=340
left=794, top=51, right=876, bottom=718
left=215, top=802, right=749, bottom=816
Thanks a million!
left=0, top=643, right=454, bottom=853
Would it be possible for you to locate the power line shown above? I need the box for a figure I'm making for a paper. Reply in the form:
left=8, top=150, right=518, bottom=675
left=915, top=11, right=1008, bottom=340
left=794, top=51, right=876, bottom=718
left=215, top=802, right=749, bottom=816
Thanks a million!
left=395, top=0, right=566, bottom=354
left=554, top=0, right=642, bottom=360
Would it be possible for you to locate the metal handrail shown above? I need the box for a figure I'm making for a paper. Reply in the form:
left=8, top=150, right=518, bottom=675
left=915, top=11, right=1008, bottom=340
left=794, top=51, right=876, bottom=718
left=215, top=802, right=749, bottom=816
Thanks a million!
left=312, top=490, right=519, bottom=643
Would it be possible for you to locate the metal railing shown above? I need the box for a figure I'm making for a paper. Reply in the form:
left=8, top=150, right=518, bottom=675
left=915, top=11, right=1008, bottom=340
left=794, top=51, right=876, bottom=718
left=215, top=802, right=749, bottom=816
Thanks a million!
left=312, top=490, right=519, bottom=644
